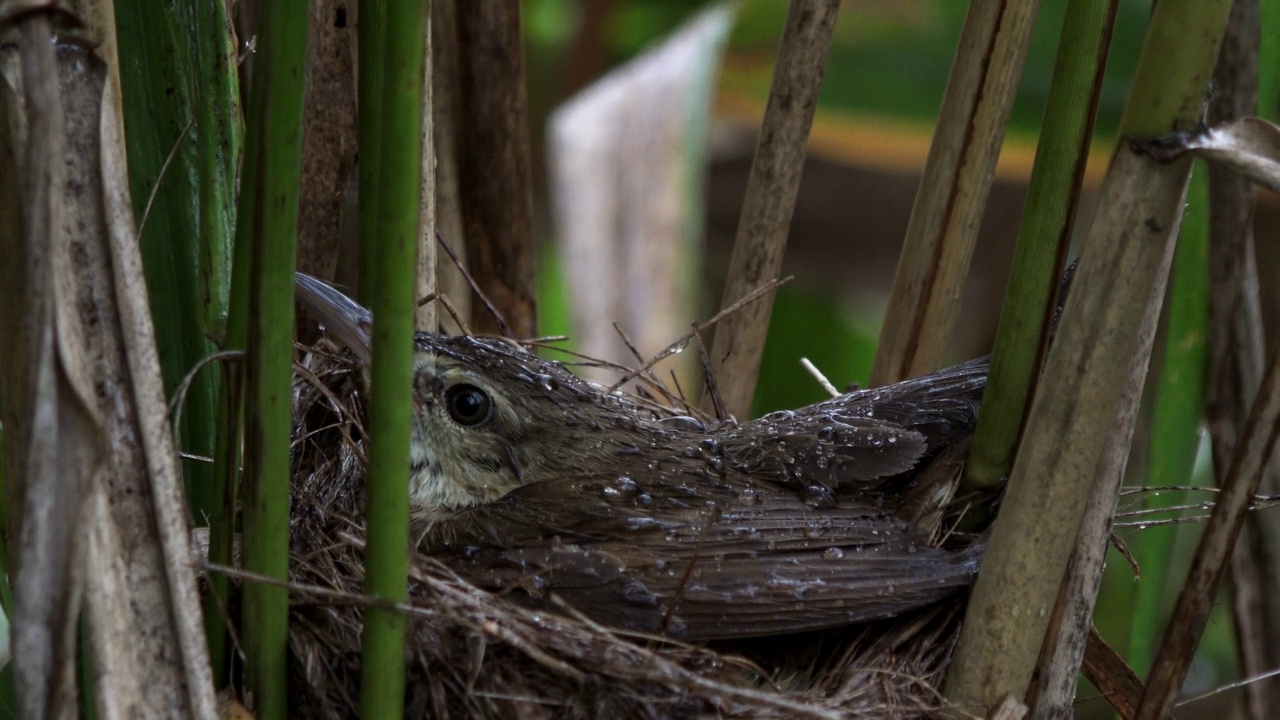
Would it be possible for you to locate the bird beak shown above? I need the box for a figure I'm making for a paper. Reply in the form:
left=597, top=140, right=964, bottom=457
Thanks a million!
left=295, top=273, right=373, bottom=365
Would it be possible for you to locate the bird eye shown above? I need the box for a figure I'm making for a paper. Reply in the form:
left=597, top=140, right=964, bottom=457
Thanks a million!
left=445, top=384, right=492, bottom=426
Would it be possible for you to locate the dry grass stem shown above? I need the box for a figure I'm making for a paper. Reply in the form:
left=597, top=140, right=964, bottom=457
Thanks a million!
left=703, top=0, right=840, bottom=419
left=454, top=3, right=537, bottom=337
left=1027, top=272, right=1162, bottom=718
left=437, top=230, right=511, bottom=336
left=1136, top=333, right=1280, bottom=719
left=870, top=0, right=1040, bottom=386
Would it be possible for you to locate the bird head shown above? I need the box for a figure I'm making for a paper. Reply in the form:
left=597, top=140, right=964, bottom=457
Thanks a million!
left=294, top=274, right=654, bottom=524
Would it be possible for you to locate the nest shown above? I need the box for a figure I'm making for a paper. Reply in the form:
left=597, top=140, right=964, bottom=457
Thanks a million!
left=286, top=342, right=971, bottom=719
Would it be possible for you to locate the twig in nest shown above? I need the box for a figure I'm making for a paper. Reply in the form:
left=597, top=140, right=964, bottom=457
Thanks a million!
left=668, top=369, right=689, bottom=408
left=606, top=276, right=793, bottom=395
left=522, top=335, right=570, bottom=345
left=204, top=563, right=415, bottom=612
left=801, top=357, right=841, bottom=399
left=416, top=291, right=473, bottom=335
left=612, top=321, right=685, bottom=411
left=436, top=230, right=511, bottom=337
left=523, top=341, right=711, bottom=422
left=542, top=597, right=840, bottom=720
left=691, top=321, right=725, bottom=422
left=292, top=358, right=368, bottom=466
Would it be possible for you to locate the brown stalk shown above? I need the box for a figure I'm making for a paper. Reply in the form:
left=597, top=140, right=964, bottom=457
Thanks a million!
left=944, top=139, right=1193, bottom=718
left=416, top=7, right=437, bottom=332
left=1080, top=628, right=1147, bottom=720
left=700, top=0, right=840, bottom=420
left=431, top=0, right=472, bottom=335
left=1026, top=268, right=1164, bottom=719
left=1136, top=325, right=1280, bottom=719
left=454, top=2, right=536, bottom=338
left=296, top=0, right=358, bottom=284
left=1202, top=2, right=1280, bottom=716
left=870, top=0, right=1041, bottom=386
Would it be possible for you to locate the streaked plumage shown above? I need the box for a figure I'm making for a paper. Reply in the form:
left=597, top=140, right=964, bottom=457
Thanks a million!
left=295, top=274, right=986, bottom=640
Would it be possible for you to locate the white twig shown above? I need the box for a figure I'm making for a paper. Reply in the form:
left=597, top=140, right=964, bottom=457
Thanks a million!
left=800, top=357, right=840, bottom=398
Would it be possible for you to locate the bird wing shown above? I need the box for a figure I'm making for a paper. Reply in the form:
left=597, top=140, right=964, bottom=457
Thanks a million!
left=425, top=468, right=980, bottom=641
left=716, top=356, right=986, bottom=494
left=422, top=358, right=988, bottom=640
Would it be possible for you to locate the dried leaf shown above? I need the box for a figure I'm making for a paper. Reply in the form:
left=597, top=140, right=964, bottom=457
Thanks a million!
left=1, top=17, right=215, bottom=720
left=1144, top=117, right=1280, bottom=192
left=2, top=18, right=100, bottom=720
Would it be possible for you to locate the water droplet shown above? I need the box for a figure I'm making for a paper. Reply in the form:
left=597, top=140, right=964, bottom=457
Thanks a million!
left=622, top=582, right=656, bottom=606
left=662, top=415, right=706, bottom=431
left=801, top=485, right=836, bottom=509
left=823, top=547, right=845, bottom=561
left=603, top=476, right=640, bottom=501
left=738, top=488, right=760, bottom=506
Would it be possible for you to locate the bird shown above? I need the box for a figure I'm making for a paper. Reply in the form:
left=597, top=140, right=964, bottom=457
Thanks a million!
left=294, top=273, right=987, bottom=641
